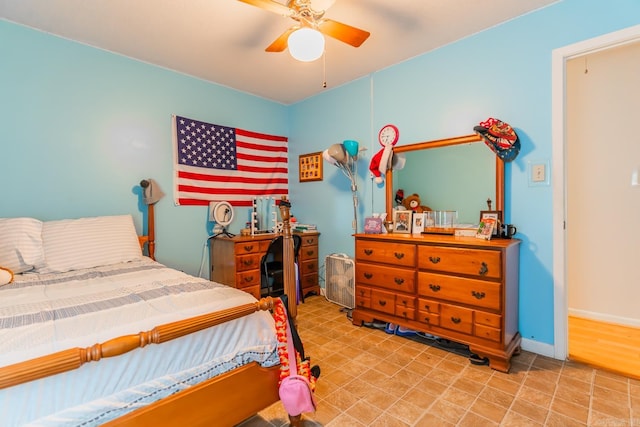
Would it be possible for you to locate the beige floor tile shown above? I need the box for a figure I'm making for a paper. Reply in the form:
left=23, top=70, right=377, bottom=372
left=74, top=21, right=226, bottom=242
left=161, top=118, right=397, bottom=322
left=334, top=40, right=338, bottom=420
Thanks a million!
left=246, top=297, right=635, bottom=427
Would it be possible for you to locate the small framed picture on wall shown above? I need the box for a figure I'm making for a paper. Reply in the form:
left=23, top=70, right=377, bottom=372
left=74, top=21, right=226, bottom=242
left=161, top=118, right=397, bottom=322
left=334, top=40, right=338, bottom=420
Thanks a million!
left=299, top=152, right=323, bottom=182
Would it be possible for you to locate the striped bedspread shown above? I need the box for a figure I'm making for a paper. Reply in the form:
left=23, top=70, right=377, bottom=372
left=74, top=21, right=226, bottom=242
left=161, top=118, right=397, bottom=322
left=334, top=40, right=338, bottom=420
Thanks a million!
left=0, top=258, right=278, bottom=426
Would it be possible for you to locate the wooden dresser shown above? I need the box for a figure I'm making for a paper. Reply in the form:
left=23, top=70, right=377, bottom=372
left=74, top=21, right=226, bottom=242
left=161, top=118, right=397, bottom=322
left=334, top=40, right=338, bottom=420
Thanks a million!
left=210, top=232, right=320, bottom=300
left=353, top=233, right=521, bottom=372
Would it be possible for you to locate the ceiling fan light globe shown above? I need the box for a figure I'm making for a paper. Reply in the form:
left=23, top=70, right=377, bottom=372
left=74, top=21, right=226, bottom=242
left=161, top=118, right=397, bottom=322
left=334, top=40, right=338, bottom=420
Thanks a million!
left=288, top=28, right=325, bottom=62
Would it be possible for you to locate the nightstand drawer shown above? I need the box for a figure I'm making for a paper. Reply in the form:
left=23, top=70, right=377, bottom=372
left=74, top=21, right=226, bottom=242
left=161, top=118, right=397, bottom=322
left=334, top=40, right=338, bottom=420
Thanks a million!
left=418, top=272, right=501, bottom=310
left=355, top=240, right=416, bottom=267
left=301, top=259, right=317, bottom=275
left=300, top=273, right=318, bottom=290
left=418, top=245, right=501, bottom=279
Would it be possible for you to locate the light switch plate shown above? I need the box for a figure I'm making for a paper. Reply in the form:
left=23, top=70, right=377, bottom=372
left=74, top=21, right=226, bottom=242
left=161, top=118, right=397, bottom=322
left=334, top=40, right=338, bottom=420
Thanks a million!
left=528, top=159, right=550, bottom=186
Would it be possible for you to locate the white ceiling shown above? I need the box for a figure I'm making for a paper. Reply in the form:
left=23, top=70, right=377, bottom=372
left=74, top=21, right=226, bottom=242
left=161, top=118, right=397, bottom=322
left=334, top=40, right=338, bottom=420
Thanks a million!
left=0, top=0, right=557, bottom=105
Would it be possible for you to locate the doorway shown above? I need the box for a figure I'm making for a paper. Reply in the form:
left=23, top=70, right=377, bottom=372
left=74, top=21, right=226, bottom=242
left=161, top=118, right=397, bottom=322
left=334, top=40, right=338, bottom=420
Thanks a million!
left=552, top=25, right=640, bottom=376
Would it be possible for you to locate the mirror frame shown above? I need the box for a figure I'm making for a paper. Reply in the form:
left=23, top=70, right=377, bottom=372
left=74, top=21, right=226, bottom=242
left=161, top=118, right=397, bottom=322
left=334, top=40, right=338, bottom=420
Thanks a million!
left=385, top=134, right=504, bottom=224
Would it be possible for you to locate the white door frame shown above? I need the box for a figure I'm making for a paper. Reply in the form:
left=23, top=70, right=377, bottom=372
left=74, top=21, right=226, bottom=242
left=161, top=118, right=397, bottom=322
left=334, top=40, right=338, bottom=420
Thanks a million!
left=551, top=24, right=640, bottom=360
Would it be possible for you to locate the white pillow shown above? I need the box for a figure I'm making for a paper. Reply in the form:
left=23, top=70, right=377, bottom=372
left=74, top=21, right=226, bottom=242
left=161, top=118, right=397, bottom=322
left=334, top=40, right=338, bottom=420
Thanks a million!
left=0, top=217, right=45, bottom=273
left=39, top=215, right=143, bottom=273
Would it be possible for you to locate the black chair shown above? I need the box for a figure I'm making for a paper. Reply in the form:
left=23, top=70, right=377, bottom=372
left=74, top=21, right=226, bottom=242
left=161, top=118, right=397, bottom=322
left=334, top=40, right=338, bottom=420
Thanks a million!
left=260, top=235, right=302, bottom=299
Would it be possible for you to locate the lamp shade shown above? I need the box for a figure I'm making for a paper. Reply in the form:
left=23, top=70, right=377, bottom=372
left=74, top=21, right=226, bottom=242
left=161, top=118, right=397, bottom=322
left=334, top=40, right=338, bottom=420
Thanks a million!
left=288, top=28, right=325, bottom=62
left=343, top=140, right=359, bottom=157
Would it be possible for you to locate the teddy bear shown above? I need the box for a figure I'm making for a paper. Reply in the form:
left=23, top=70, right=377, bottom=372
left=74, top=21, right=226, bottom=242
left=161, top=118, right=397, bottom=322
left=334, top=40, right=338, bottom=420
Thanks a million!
left=401, top=193, right=431, bottom=213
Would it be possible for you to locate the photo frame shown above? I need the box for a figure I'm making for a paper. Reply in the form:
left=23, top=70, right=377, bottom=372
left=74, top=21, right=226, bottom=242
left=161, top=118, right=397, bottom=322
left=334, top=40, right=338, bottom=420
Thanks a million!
left=393, top=210, right=412, bottom=234
left=479, top=210, right=502, bottom=237
left=364, top=217, right=383, bottom=234
left=412, top=212, right=424, bottom=235
left=299, top=152, right=323, bottom=182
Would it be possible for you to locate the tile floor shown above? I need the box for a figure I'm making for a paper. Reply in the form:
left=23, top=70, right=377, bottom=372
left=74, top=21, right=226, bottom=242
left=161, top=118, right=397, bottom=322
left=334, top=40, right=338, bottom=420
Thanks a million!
left=239, top=296, right=639, bottom=426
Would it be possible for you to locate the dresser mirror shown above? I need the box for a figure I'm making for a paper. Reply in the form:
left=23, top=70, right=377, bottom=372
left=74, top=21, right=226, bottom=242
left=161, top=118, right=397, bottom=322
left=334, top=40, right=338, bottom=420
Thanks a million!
left=385, top=134, right=504, bottom=225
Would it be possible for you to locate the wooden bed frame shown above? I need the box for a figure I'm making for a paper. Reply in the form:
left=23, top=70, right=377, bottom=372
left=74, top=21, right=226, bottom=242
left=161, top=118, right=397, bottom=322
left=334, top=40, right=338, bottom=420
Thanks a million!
left=0, top=195, right=301, bottom=426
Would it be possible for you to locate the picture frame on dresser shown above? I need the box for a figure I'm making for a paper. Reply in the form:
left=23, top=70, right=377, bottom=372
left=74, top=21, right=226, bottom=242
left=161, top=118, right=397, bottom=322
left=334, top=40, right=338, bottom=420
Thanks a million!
left=392, top=210, right=411, bottom=233
left=411, top=213, right=424, bottom=235
left=479, top=210, right=502, bottom=237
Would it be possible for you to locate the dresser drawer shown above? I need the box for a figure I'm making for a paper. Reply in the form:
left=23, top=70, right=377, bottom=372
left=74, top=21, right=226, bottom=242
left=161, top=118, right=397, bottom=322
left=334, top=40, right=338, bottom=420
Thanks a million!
left=236, top=270, right=260, bottom=289
left=300, top=235, right=318, bottom=247
left=355, top=240, right=416, bottom=267
left=417, top=311, right=440, bottom=326
left=440, top=303, right=473, bottom=334
left=234, top=241, right=263, bottom=255
left=370, top=289, right=396, bottom=315
left=236, top=253, right=262, bottom=272
left=395, top=295, right=415, bottom=320
left=475, top=311, right=502, bottom=328
left=301, top=259, right=317, bottom=275
left=355, top=286, right=371, bottom=309
left=418, top=245, right=501, bottom=279
left=300, top=246, right=318, bottom=261
left=475, top=323, right=501, bottom=342
left=300, top=273, right=318, bottom=290
left=356, top=263, right=415, bottom=293
left=418, top=272, right=501, bottom=311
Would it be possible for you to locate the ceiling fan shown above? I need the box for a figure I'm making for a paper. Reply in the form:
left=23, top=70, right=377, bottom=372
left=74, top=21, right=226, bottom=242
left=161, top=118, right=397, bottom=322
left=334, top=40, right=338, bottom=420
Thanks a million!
left=238, top=0, right=370, bottom=54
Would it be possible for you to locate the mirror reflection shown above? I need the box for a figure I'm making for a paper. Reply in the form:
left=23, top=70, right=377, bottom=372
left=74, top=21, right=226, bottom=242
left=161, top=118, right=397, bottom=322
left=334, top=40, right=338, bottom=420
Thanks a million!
left=393, top=143, right=495, bottom=224
left=384, top=134, right=504, bottom=228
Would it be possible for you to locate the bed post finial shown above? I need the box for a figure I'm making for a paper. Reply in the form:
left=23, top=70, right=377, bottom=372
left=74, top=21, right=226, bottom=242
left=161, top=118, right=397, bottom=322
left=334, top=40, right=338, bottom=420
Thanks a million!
left=278, top=197, right=297, bottom=320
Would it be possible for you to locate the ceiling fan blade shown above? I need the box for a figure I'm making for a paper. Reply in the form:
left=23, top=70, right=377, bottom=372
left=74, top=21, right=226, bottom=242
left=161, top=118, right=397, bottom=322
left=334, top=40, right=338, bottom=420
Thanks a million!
left=317, top=19, right=370, bottom=48
left=265, top=26, right=299, bottom=52
left=237, top=0, right=293, bottom=17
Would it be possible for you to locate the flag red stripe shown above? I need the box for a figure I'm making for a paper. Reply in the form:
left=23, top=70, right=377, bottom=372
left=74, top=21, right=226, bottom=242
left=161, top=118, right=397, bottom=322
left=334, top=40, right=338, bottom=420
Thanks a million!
left=178, top=198, right=256, bottom=207
left=237, top=152, right=288, bottom=163
left=178, top=171, right=287, bottom=183
left=178, top=185, right=287, bottom=196
left=236, top=140, right=288, bottom=152
left=236, top=128, right=288, bottom=142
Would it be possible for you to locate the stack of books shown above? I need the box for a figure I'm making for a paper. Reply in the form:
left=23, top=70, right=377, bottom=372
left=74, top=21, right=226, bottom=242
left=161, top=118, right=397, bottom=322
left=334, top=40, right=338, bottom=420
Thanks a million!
left=293, top=223, right=317, bottom=233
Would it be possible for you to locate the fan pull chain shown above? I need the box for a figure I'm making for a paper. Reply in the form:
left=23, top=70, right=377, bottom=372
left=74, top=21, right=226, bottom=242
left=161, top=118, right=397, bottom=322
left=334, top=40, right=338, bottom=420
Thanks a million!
left=322, top=50, right=327, bottom=88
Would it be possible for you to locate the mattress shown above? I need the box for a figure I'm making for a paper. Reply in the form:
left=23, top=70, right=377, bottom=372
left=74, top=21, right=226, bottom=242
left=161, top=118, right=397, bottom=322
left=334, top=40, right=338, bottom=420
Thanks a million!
left=0, top=258, right=278, bottom=426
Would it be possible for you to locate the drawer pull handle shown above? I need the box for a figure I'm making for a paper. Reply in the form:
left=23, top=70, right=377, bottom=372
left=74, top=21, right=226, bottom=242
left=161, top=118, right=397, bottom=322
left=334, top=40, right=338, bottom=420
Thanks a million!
left=364, top=272, right=373, bottom=279
left=243, top=259, right=254, bottom=266
left=364, top=249, right=373, bottom=256
left=394, top=252, right=405, bottom=260
left=306, top=239, right=314, bottom=244
left=243, top=245, right=254, bottom=252
left=451, top=317, right=461, bottom=324
left=394, top=277, right=404, bottom=285
left=429, top=256, right=441, bottom=264
left=243, top=276, right=253, bottom=283
left=423, top=317, right=430, bottom=323
left=306, top=250, right=314, bottom=256
left=472, top=291, right=486, bottom=299
left=401, top=311, right=407, bottom=318
left=479, top=262, right=488, bottom=276
left=429, top=284, right=441, bottom=292
left=359, top=290, right=366, bottom=296
left=423, top=305, right=430, bottom=311
left=379, top=300, right=387, bottom=306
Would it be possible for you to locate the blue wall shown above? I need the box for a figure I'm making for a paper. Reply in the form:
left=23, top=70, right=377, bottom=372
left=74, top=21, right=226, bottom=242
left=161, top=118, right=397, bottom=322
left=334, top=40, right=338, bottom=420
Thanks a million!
left=2, top=0, right=639, bottom=351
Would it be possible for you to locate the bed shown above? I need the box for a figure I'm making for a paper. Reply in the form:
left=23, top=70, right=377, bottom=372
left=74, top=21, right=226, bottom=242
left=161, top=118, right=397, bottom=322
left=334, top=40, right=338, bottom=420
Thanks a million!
left=0, top=189, right=302, bottom=426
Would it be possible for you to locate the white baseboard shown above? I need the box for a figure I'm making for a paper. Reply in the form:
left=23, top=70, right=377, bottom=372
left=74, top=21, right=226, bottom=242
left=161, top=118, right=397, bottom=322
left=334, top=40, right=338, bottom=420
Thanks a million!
left=521, top=337, right=557, bottom=359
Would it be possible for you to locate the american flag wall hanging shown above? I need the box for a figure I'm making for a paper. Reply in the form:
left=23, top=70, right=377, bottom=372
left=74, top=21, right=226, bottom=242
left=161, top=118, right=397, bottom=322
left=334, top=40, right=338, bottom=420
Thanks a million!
left=172, top=115, right=289, bottom=207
